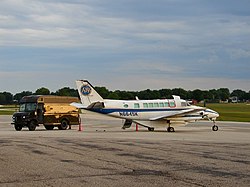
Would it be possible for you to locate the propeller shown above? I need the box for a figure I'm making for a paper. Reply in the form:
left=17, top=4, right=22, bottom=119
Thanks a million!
left=200, top=111, right=208, bottom=119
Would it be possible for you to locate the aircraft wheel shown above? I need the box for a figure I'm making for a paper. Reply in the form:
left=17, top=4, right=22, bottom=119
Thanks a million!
left=148, top=127, right=154, bottom=131
left=212, top=125, right=218, bottom=131
left=167, top=127, right=175, bottom=132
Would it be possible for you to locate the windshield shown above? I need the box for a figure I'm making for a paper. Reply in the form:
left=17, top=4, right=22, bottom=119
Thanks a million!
left=19, top=103, right=37, bottom=112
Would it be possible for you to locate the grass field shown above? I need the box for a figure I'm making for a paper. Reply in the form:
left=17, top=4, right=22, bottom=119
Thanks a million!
left=0, top=105, right=18, bottom=115
left=204, top=103, right=250, bottom=122
left=0, top=103, right=250, bottom=122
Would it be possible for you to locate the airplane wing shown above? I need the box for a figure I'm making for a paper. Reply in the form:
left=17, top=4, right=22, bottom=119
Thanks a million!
left=149, top=108, right=204, bottom=121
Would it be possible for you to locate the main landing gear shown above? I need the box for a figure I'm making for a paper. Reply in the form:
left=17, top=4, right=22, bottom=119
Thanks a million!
left=148, top=127, right=155, bottom=131
left=167, top=126, right=175, bottom=132
left=167, top=120, right=175, bottom=132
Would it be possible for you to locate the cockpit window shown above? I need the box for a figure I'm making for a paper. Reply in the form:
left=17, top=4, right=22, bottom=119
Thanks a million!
left=19, top=103, right=37, bottom=112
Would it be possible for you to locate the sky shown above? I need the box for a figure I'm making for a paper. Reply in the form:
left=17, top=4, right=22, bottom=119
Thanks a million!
left=0, top=0, right=250, bottom=94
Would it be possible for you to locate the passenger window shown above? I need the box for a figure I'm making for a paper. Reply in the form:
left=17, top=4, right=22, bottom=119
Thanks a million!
left=159, top=102, right=164, bottom=107
left=143, top=103, right=148, bottom=108
left=134, top=103, right=140, bottom=109
left=123, top=104, right=128, bottom=108
left=164, top=102, right=169, bottom=107
left=148, top=103, right=153, bottom=108
left=169, top=101, right=176, bottom=107
left=153, top=103, right=159, bottom=107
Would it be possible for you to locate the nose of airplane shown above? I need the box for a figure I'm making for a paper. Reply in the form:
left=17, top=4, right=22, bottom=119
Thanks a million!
left=205, top=109, right=219, bottom=119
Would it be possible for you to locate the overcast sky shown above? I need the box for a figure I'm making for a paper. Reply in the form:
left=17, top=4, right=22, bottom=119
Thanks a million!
left=0, top=0, right=250, bottom=94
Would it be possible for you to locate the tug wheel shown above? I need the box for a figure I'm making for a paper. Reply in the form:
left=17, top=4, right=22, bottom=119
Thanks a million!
left=28, top=120, right=37, bottom=131
left=14, top=125, right=22, bottom=131
left=59, top=119, right=69, bottom=130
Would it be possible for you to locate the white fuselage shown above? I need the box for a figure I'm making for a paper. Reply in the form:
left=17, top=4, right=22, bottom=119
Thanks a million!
left=88, top=98, right=219, bottom=125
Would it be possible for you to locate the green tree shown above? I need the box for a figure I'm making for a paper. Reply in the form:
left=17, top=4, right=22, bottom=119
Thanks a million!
left=172, top=88, right=188, bottom=99
left=192, top=89, right=204, bottom=102
left=1, top=92, right=13, bottom=104
left=0, top=93, right=6, bottom=104
left=14, top=91, right=33, bottom=102
left=246, top=91, right=250, bottom=100
left=208, top=89, right=220, bottom=101
left=55, top=87, right=78, bottom=97
left=35, top=87, right=50, bottom=95
left=203, top=90, right=213, bottom=100
left=114, top=90, right=135, bottom=100
left=186, top=90, right=193, bottom=100
left=137, top=89, right=157, bottom=99
left=231, top=89, right=246, bottom=101
left=95, top=87, right=110, bottom=98
left=159, top=89, right=172, bottom=99
left=217, top=88, right=230, bottom=101
left=107, top=92, right=120, bottom=99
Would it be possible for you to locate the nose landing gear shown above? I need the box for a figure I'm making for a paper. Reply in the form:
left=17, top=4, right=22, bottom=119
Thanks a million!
left=212, top=125, right=218, bottom=131
left=212, top=120, right=218, bottom=131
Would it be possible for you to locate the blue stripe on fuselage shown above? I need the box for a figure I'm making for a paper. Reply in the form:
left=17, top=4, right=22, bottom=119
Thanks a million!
left=88, top=108, right=187, bottom=114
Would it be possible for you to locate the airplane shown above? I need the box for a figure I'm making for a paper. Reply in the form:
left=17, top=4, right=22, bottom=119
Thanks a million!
left=71, top=80, right=220, bottom=132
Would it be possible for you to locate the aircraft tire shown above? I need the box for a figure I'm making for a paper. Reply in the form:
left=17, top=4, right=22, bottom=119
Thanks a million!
left=167, top=127, right=175, bottom=132
left=212, top=125, right=218, bottom=131
left=148, top=127, right=154, bottom=131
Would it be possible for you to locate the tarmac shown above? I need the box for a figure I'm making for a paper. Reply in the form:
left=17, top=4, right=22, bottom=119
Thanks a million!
left=0, top=111, right=250, bottom=187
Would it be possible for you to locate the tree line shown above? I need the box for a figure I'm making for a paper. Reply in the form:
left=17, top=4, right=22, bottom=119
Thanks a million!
left=0, top=86, right=250, bottom=105
left=94, top=87, right=250, bottom=102
left=0, top=87, right=78, bottom=105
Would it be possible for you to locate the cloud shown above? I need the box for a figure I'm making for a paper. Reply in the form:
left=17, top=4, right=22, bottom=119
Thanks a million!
left=0, top=0, right=249, bottom=93
left=99, top=74, right=250, bottom=92
left=0, top=0, right=249, bottom=56
left=229, top=48, right=250, bottom=59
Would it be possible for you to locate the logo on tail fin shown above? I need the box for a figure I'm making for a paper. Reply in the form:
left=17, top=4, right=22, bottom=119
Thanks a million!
left=80, top=85, right=91, bottom=95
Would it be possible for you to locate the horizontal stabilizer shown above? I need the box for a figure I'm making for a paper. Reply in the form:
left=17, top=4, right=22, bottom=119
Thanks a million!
left=70, top=102, right=86, bottom=109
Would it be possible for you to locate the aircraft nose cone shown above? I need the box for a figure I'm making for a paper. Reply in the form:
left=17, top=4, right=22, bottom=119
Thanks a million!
left=205, top=109, right=219, bottom=118
left=215, top=111, right=219, bottom=117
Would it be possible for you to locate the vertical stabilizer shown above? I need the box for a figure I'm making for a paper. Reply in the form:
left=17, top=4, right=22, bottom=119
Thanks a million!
left=76, top=80, right=104, bottom=107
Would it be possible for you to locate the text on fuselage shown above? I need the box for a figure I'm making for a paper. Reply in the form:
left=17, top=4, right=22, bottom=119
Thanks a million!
left=119, top=112, right=138, bottom=116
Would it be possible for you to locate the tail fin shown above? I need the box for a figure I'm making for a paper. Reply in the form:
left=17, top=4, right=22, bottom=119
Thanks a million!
left=76, top=80, right=104, bottom=107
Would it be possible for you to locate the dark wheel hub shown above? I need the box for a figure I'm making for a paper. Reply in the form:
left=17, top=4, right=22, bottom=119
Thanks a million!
left=59, top=120, right=68, bottom=130
left=167, top=127, right=175, bottom=132
left=212, top=125, right=218, bottom=131
left=28, top=121, right=37, bottom=131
